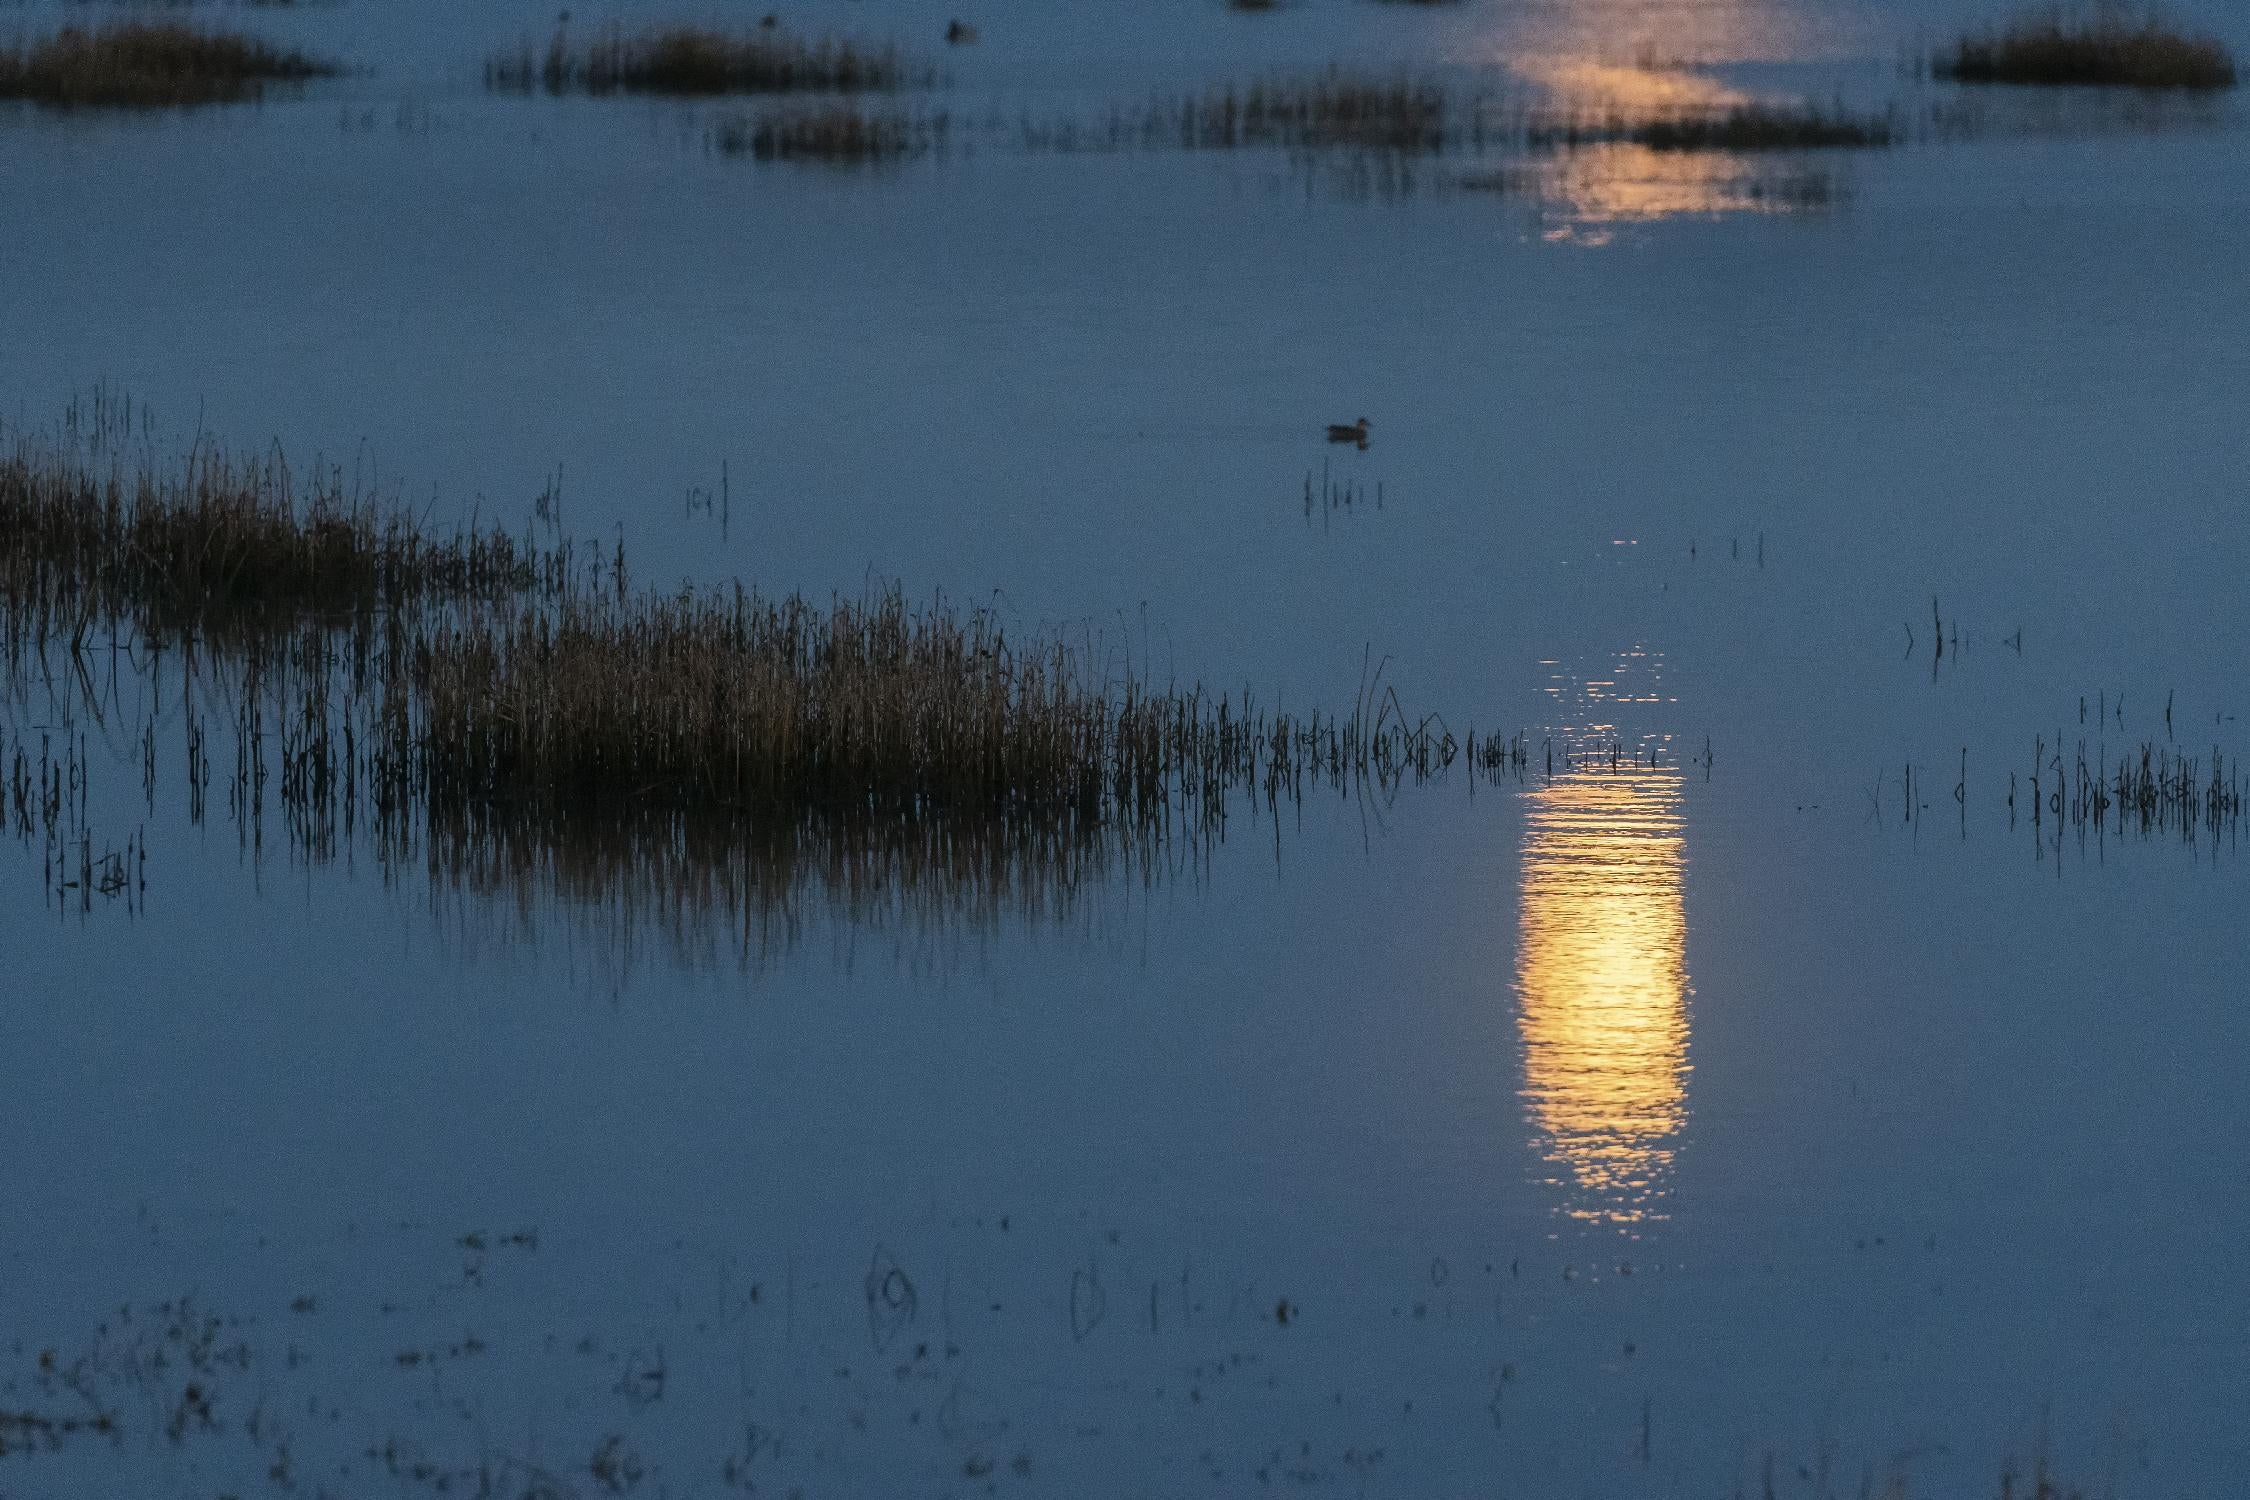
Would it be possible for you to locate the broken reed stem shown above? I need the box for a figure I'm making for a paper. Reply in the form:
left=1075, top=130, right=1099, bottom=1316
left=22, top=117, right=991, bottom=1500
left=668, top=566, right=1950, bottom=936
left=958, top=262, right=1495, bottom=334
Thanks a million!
left=2036, top=736, right=2244, bottom=843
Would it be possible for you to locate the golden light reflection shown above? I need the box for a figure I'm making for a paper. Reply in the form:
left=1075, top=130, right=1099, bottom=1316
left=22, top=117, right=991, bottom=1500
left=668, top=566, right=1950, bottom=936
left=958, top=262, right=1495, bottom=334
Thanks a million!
left=1469, top=0, right=1857, bottom=233
left=1524, top=144, right=1831, bottom=239
left=1464, top=0, right=1850, bottom=78
left=1511, top=56, right=1753, bottom=115
left=1516, top=767, right=1690, bottom=1227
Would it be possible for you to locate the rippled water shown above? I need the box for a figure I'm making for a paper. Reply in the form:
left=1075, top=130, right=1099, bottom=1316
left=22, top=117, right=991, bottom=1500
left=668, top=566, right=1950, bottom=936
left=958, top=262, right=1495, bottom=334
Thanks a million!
left=3, top=0, right=2249, bottom=1494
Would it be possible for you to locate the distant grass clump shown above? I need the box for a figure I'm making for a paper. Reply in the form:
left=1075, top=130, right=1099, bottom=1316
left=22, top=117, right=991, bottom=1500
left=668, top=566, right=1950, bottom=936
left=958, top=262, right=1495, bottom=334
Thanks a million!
left=0, top=22, right=336, bottom=107
left=1528, top=104, right=1895, bottom=151
left=1935, top=12, right=2236, bottom=89
left=487, top=23, right=921, bottom=96
left=713, top=106, right=943, bottom=162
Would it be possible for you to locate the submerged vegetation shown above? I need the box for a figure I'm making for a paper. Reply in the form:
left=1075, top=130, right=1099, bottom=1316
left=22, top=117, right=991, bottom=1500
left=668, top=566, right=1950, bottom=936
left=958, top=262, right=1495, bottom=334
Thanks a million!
left=0, top=1269, right=2132, bottom=1500
left=485, top=23, right=923, bottom=95
left=1935, top=12, right=2236, bottom=89
left=0, top=22, right=337, bottom=107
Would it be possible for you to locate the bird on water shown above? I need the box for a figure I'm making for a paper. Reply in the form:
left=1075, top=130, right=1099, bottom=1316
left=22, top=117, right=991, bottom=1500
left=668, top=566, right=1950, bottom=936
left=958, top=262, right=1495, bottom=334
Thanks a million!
left=1326, top=417, right=1370, bottom=446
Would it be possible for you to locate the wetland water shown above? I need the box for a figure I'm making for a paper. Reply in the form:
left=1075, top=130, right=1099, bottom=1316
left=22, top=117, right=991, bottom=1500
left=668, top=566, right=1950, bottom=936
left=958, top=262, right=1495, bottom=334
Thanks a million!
left=3, top=0, right=2249, bottom=1494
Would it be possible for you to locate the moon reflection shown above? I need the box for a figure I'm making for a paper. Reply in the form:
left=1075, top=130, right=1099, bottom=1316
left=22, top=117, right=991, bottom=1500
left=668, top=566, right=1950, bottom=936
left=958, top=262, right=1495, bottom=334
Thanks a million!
left=1476, top=3, right=1853, bottom=234
left=1515, top=767, right=1691, bottom=1226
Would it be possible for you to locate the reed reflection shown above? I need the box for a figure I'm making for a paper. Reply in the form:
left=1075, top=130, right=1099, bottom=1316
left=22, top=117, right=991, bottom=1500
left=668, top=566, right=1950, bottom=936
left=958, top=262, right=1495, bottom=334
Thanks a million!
left=1516, top=767, right=1690, bottom=1227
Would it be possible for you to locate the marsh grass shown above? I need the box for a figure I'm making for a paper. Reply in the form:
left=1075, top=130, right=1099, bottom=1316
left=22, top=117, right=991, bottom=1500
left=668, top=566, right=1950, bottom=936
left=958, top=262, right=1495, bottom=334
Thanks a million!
left=1526, top=103, right=1895, bottom=151
left=1935, top=12, right=2236, bottom=89
left=1, top=406, right=1506, bottom=955
left=487, top=23, right=923, bottom=96
left=0, top=21, right=337, bottom=107
left=391, top=582, right=1464, bottom=829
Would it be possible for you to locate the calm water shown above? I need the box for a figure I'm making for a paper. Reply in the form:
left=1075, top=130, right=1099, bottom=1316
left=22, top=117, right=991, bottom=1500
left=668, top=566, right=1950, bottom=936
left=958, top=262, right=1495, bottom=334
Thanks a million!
left=3, top=0, right=2249, bottom=1494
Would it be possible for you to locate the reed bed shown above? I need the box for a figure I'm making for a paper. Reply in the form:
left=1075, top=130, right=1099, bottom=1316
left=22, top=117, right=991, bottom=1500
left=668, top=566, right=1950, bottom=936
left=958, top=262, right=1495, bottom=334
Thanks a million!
left=1526, top=104, right=1895, bottom=151
left=0, top=407, right=1518, bottom=956
left=486, top=23, right=922, bottom=96
left=388, top=583, right=1470, bottom=829
left=0, top=22, right=336, bottom=107
left=1935, top=13, right=2236, bottom=89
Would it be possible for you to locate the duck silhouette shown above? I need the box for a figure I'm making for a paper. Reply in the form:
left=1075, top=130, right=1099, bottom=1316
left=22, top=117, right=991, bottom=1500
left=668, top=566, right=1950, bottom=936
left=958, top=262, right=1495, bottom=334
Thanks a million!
left=1325, top=417, right=1370, bottom=446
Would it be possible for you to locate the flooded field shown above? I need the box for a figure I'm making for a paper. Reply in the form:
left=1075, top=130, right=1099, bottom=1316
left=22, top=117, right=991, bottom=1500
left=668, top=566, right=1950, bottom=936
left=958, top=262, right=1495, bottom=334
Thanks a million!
left=2, top=0, right=2248, bottom=1495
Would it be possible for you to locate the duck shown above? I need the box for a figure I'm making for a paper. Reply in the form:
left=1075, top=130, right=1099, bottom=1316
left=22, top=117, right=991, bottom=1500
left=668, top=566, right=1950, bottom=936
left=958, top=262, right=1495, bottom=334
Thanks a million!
left=1325, top=417, right=1370, bottom=445
left=945, top=19, right=979, bottom=43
